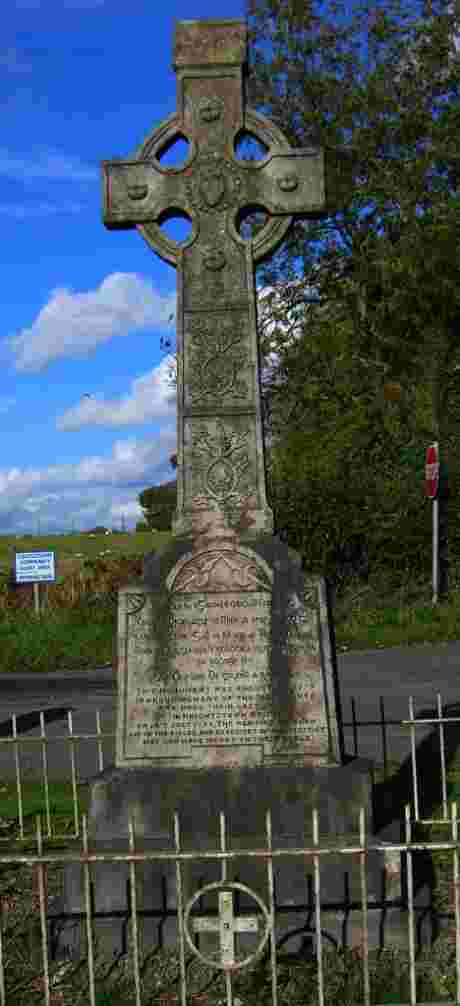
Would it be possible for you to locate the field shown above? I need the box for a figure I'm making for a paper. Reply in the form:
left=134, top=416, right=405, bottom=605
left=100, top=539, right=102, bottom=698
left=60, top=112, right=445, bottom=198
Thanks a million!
left=0, top=531, right=459, bottom=674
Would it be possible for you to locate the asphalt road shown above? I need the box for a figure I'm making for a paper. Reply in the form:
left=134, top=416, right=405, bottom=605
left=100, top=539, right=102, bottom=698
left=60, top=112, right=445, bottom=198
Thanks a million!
left=0, top=641, right=459, bottom=785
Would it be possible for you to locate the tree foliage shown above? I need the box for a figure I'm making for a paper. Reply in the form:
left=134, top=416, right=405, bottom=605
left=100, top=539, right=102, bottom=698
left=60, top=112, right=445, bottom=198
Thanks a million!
left=138, top=482, right=177, bottom=533
left=245, top=0, right=459, bottom=579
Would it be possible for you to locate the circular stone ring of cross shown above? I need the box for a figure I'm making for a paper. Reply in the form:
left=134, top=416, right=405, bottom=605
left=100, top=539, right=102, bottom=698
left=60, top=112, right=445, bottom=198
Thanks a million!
left=183, top=880, right=271, bottom=971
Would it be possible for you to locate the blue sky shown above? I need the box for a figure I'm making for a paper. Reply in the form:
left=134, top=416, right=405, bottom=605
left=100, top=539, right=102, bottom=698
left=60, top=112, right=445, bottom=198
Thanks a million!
left=2, top=0, right=257, bottom=536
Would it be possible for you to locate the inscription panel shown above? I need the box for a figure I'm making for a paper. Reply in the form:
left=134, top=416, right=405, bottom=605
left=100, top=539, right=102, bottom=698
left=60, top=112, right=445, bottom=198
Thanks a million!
left=121, top=590, right=271, bottom=768
left=117, top=580, right=334, bottom=769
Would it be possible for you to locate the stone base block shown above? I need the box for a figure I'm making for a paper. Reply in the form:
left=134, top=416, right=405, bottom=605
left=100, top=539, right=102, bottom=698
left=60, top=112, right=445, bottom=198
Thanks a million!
left=50, top=760, right=423, bottom=965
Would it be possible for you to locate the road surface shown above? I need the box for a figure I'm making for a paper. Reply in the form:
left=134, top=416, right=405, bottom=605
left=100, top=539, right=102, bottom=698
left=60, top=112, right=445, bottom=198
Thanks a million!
left=0, top=641, right=459, bottom=784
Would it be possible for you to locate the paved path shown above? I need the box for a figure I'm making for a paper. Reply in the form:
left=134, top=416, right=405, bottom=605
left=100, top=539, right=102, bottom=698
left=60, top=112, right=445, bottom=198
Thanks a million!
left=0, top=641, right=459, bottom=785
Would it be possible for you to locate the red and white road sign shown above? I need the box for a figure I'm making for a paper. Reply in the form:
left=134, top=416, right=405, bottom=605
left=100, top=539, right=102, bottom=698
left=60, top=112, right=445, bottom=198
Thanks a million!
left=425, top=443, right=439, bottom=499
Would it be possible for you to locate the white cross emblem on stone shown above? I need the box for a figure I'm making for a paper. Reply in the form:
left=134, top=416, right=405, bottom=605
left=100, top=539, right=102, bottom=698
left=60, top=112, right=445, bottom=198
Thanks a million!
left=184, top=882, right=269, bottom=970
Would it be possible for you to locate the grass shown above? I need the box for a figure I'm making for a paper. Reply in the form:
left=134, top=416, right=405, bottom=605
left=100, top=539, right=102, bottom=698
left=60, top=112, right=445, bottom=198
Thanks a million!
left=0, top=533, right=459, bottom=672
left=332, top=563, right=460, bottom=653
left=1, top=870, right=460, bottom=1005
left=1, top=533, right=460, bottom=1001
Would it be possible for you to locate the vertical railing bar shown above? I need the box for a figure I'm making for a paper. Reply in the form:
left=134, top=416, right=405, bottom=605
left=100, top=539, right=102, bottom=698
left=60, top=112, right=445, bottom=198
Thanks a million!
left=405, top=804, right=416, bottom=1005
left=39, top=711, right=52, bottom=839
left=35, top=813, right=51, bottom=1006
left=265, top=808, right=278, bottom=1006
left=220, top=812, right=233, bottom=1006
left=12, top=714, right=24, bottom=839
left=313, top=807, right=324, bottom=1006
left=379, top=696, right=388, bottom=779
left=437, top=693, right=448, bottom=820
left=82, top=813, right=97, bottom=1006
left=451, top=802, right=460, bottom=1006
left=96, top=708, right=104, bottom=774
left=351, top=697, right=359, bottom=757
left=220, top=811, right=227, bottom=884
left=0, top=858, right=5, bottom=1006
left=174, top=812, right=188, bottom=1006
left=409, top=697, right=419, bottom=823
left=359, top=805, right=370, bottom=1006
left=67, top=711, right=80, bottom=839
left=9, top=700, right=460, bottom=1006
left=127, top=815, right=142, bottom=1006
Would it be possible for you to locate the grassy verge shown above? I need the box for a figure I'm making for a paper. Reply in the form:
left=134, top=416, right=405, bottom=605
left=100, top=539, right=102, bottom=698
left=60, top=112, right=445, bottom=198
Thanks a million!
left=0, top=561, right=459, bottom=674
left=332, top=563, right=460, bottom=653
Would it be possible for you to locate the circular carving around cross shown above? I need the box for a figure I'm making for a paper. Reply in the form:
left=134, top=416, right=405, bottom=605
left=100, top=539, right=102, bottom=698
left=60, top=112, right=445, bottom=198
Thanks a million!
left=183, top=881, right=271, bottom=971
left=229, top=108, right=294, bottom=261
left=132, top=109, right=297, bottom=267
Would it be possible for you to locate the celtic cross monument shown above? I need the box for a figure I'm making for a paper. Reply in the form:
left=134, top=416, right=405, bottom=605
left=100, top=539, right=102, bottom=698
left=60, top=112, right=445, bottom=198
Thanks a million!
left=58, top=19, right=397, bottom=970
left=102, top=18, right=325, bottom=539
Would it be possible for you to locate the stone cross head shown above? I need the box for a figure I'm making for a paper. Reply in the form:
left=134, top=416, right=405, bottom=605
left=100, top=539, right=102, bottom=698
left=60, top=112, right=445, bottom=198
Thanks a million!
left=102, top=18, right=326, bottom=540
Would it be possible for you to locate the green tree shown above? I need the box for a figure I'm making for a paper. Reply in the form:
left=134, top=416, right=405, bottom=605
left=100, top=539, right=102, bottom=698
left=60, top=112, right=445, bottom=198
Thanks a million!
left=138, top=482, right=177, bottom=533
left=245, top=0, right=459, bottom=581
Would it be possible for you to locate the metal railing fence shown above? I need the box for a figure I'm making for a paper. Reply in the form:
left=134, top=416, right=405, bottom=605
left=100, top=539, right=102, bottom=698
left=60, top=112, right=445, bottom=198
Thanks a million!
left=1, top=692, right=457, bottom=843
left=1, top=692, right=460, bottom=1006
left=1, top=802, right=460, bottom=1006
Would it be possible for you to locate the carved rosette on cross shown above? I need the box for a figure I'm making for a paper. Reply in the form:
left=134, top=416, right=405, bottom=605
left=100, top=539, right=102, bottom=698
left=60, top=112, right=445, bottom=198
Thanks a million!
left=102, top=18, right=326, bottom=541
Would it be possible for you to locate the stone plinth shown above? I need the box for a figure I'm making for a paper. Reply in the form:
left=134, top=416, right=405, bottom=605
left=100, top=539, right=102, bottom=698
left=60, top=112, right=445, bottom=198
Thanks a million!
left=116, top=531, right=344, bottom=770
left=53, top=532, right=408, bottom=965
left=58, top=760, right=406, bottom=964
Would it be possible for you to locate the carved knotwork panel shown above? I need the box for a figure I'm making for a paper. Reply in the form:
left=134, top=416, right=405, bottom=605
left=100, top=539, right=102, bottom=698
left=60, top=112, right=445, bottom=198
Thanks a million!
left=184, top=313, right=250, bottom=406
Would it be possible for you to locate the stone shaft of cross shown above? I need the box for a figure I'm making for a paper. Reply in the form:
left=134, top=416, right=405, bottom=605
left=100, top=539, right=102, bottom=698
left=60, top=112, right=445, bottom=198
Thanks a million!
left=102, top=19, right=326, bottom=540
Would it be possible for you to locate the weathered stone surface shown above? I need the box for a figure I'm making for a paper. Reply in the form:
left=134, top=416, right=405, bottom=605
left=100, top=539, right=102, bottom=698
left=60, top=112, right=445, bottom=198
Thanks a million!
left=117, top=505, right=344, bottom=769
left=101, top=18, right=325, bottom=540
left=53, top=18, right=407, bottom=970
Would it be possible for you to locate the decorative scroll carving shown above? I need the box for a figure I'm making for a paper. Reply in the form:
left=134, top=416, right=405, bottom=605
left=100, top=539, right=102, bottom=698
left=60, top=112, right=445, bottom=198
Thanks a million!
left=190, top=420, right=252, bottom=508
left=187, top=314, right=249, bottom=403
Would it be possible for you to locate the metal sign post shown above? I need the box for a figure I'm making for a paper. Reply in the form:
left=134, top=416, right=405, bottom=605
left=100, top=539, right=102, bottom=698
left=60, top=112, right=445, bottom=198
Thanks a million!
left=15, top=552, right=56, bottom=618
left=433, top=493, right=439, bottom=606
left=424, top=443, right=439, bottom=605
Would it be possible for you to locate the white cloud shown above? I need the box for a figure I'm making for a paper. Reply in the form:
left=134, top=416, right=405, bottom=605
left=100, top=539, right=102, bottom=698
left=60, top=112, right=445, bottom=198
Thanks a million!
left=0, top=149, right=98, bottom=182
left=57, top=356, right=177, bottom=430
left=0, top=436, right=174, bottom=493
left=4, top=273, right=176, bottom=372
left=0, top=433, right=176, bottom=535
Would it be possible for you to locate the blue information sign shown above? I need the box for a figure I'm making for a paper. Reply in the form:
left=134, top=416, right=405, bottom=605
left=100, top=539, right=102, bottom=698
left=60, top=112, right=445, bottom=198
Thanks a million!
left=15, top=551, right=56, bottom=584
